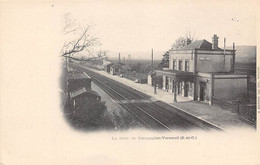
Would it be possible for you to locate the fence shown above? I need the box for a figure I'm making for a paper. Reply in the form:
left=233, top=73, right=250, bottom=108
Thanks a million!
left=238, top=104, right=256, bottom=125
left=213, top=98, right=256, bottom=125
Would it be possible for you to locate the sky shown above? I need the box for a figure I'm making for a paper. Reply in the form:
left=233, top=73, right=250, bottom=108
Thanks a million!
left=61, top=0, right=257, bottom=58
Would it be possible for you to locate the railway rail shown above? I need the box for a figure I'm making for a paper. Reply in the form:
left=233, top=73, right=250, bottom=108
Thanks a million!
left=70, top=63, right=222, bottom=131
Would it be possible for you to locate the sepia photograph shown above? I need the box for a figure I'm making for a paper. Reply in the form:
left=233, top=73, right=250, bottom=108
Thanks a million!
left=60, top=3, right=256, bottom=132
left=0, top=0, right=259, bottom=165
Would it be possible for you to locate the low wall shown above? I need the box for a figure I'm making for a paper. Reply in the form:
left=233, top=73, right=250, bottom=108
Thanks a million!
left=214, top=76, right=247, bottom=100
left=147, top=75, right=152, bottom=85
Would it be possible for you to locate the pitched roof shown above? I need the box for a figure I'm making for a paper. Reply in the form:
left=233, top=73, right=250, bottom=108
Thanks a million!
left=147, top=71, right=153, bottom=75
left=70, top=87, right=100, bottom=98
left=104, top=63, right=113, bottom=67
left=147, top=70, right=156, bottom=75
left=156, top=69, right=194, bottom=76
left=175, top=39, right=222, bottom=51
left=85, top=89, right=100, bottom=97
left=68, top=72, right=91, bottom=80
left=70, top=87, right=87, bottom=98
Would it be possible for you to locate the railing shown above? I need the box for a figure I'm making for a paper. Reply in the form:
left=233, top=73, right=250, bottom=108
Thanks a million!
left=238, top=104, right=256, bottom=125
left=213, top=98, right=256, bottom=125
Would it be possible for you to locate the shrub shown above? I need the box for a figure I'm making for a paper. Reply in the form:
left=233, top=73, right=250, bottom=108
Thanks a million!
left=70, top=100, right=107, bottom=128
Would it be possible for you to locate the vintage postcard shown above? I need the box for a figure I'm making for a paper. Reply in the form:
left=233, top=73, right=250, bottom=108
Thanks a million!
left=0, top=0, right=259, bottom=164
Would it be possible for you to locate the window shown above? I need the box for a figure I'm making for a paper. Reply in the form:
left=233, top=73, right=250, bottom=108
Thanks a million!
left=173, top=60, right=176, bottom=70
left=178, top=60, right=183, bottom=71
left=185, top=60, right=189, bottom=71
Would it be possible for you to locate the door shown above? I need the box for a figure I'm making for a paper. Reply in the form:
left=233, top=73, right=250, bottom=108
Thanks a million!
left=166, top=77, right=169, bottom=91
left=200, top=82, right=206, bottom=101
left=178, top=82, right=182, bottom=94
left=184, top=82, right=189, bottom=97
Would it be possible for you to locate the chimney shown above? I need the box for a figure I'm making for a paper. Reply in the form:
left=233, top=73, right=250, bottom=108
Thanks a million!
left=186, top=38, right=191, bottom=45
left=212, top=34, right=219, bottom=50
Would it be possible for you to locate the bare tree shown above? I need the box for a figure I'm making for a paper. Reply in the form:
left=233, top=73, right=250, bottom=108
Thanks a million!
left=61, top=12, right=100, bottom=61
left=171, top=37, right=187, bottom=50
left=95, top=50, right=107, bottom=60
left=158, top=30, right=198, bottom=69
left=171, top=30, right=198, bottom=50
left=81, top=50, right=107, bottom=61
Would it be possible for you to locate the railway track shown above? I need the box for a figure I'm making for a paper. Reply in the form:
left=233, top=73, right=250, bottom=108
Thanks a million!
left=86, top=72, right=173, bottom=131
left=70, top=64, right=219, bottom=131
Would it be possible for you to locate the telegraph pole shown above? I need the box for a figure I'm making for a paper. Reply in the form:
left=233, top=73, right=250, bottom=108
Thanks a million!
left=118, top=53, right=121, bottom=64
left=151, top=49, right=157, bottom=94
left=232, top=42, right=236, bottom=73
left=224, top=38, right=226, bottom=71
left=128, top=54, right=131, bottom=66
left=151, top=48, right=153, bottom=69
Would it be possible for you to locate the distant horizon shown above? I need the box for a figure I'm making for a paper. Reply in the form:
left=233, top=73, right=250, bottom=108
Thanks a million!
left=103, top=45, right=257, bottom=60
left=107, top=44, right=257, bottom=52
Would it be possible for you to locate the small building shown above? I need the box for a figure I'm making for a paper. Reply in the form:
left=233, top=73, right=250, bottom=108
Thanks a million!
left=154, top=34, right=249, bottom=105
left=103, top=59, right=112, bottom=72
left=110, top=64, right=120, bottom=75
left=147, top=71, right=154, bottom=86
left=104, top=63, right=113, bottom=73
left=69, top=87, right=101, bottom=109
left=135, top=73, right=148, bottom=84
left=85, top=89, right=101, bottom=101
left=68, top=72, right=92, bottom=92
left=138, top=77, right=148, bottom=84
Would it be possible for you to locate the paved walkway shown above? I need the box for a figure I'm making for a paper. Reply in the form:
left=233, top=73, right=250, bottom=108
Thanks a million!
left=81, top=65, right=254, bottom=131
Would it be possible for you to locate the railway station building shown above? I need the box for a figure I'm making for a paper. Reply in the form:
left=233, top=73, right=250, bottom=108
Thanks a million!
left=69, top=87, right=101, bottom=109
left=153, top=34, right=249, bottom=105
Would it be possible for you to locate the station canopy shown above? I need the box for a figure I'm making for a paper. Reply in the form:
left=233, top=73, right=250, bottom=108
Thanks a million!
left=155, top=70, right=195, bottom=82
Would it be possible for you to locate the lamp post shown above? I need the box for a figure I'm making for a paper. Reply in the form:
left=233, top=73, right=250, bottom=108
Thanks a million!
left=151, top=71, right=157, bottom=94
left=173, top=79, right=177, bottom=102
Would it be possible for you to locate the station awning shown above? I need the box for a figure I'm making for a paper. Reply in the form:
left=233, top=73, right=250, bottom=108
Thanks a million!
left=155, top=69, right=195, bottom=81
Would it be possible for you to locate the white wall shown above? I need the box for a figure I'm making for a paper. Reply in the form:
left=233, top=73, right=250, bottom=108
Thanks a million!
left=169, top=51, right=193, bottom=72
left=197, top=54, right=233, bottom=73
left=214, top=78, right=247, bottom=100
left=147, top=75, right=152, bottom=86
